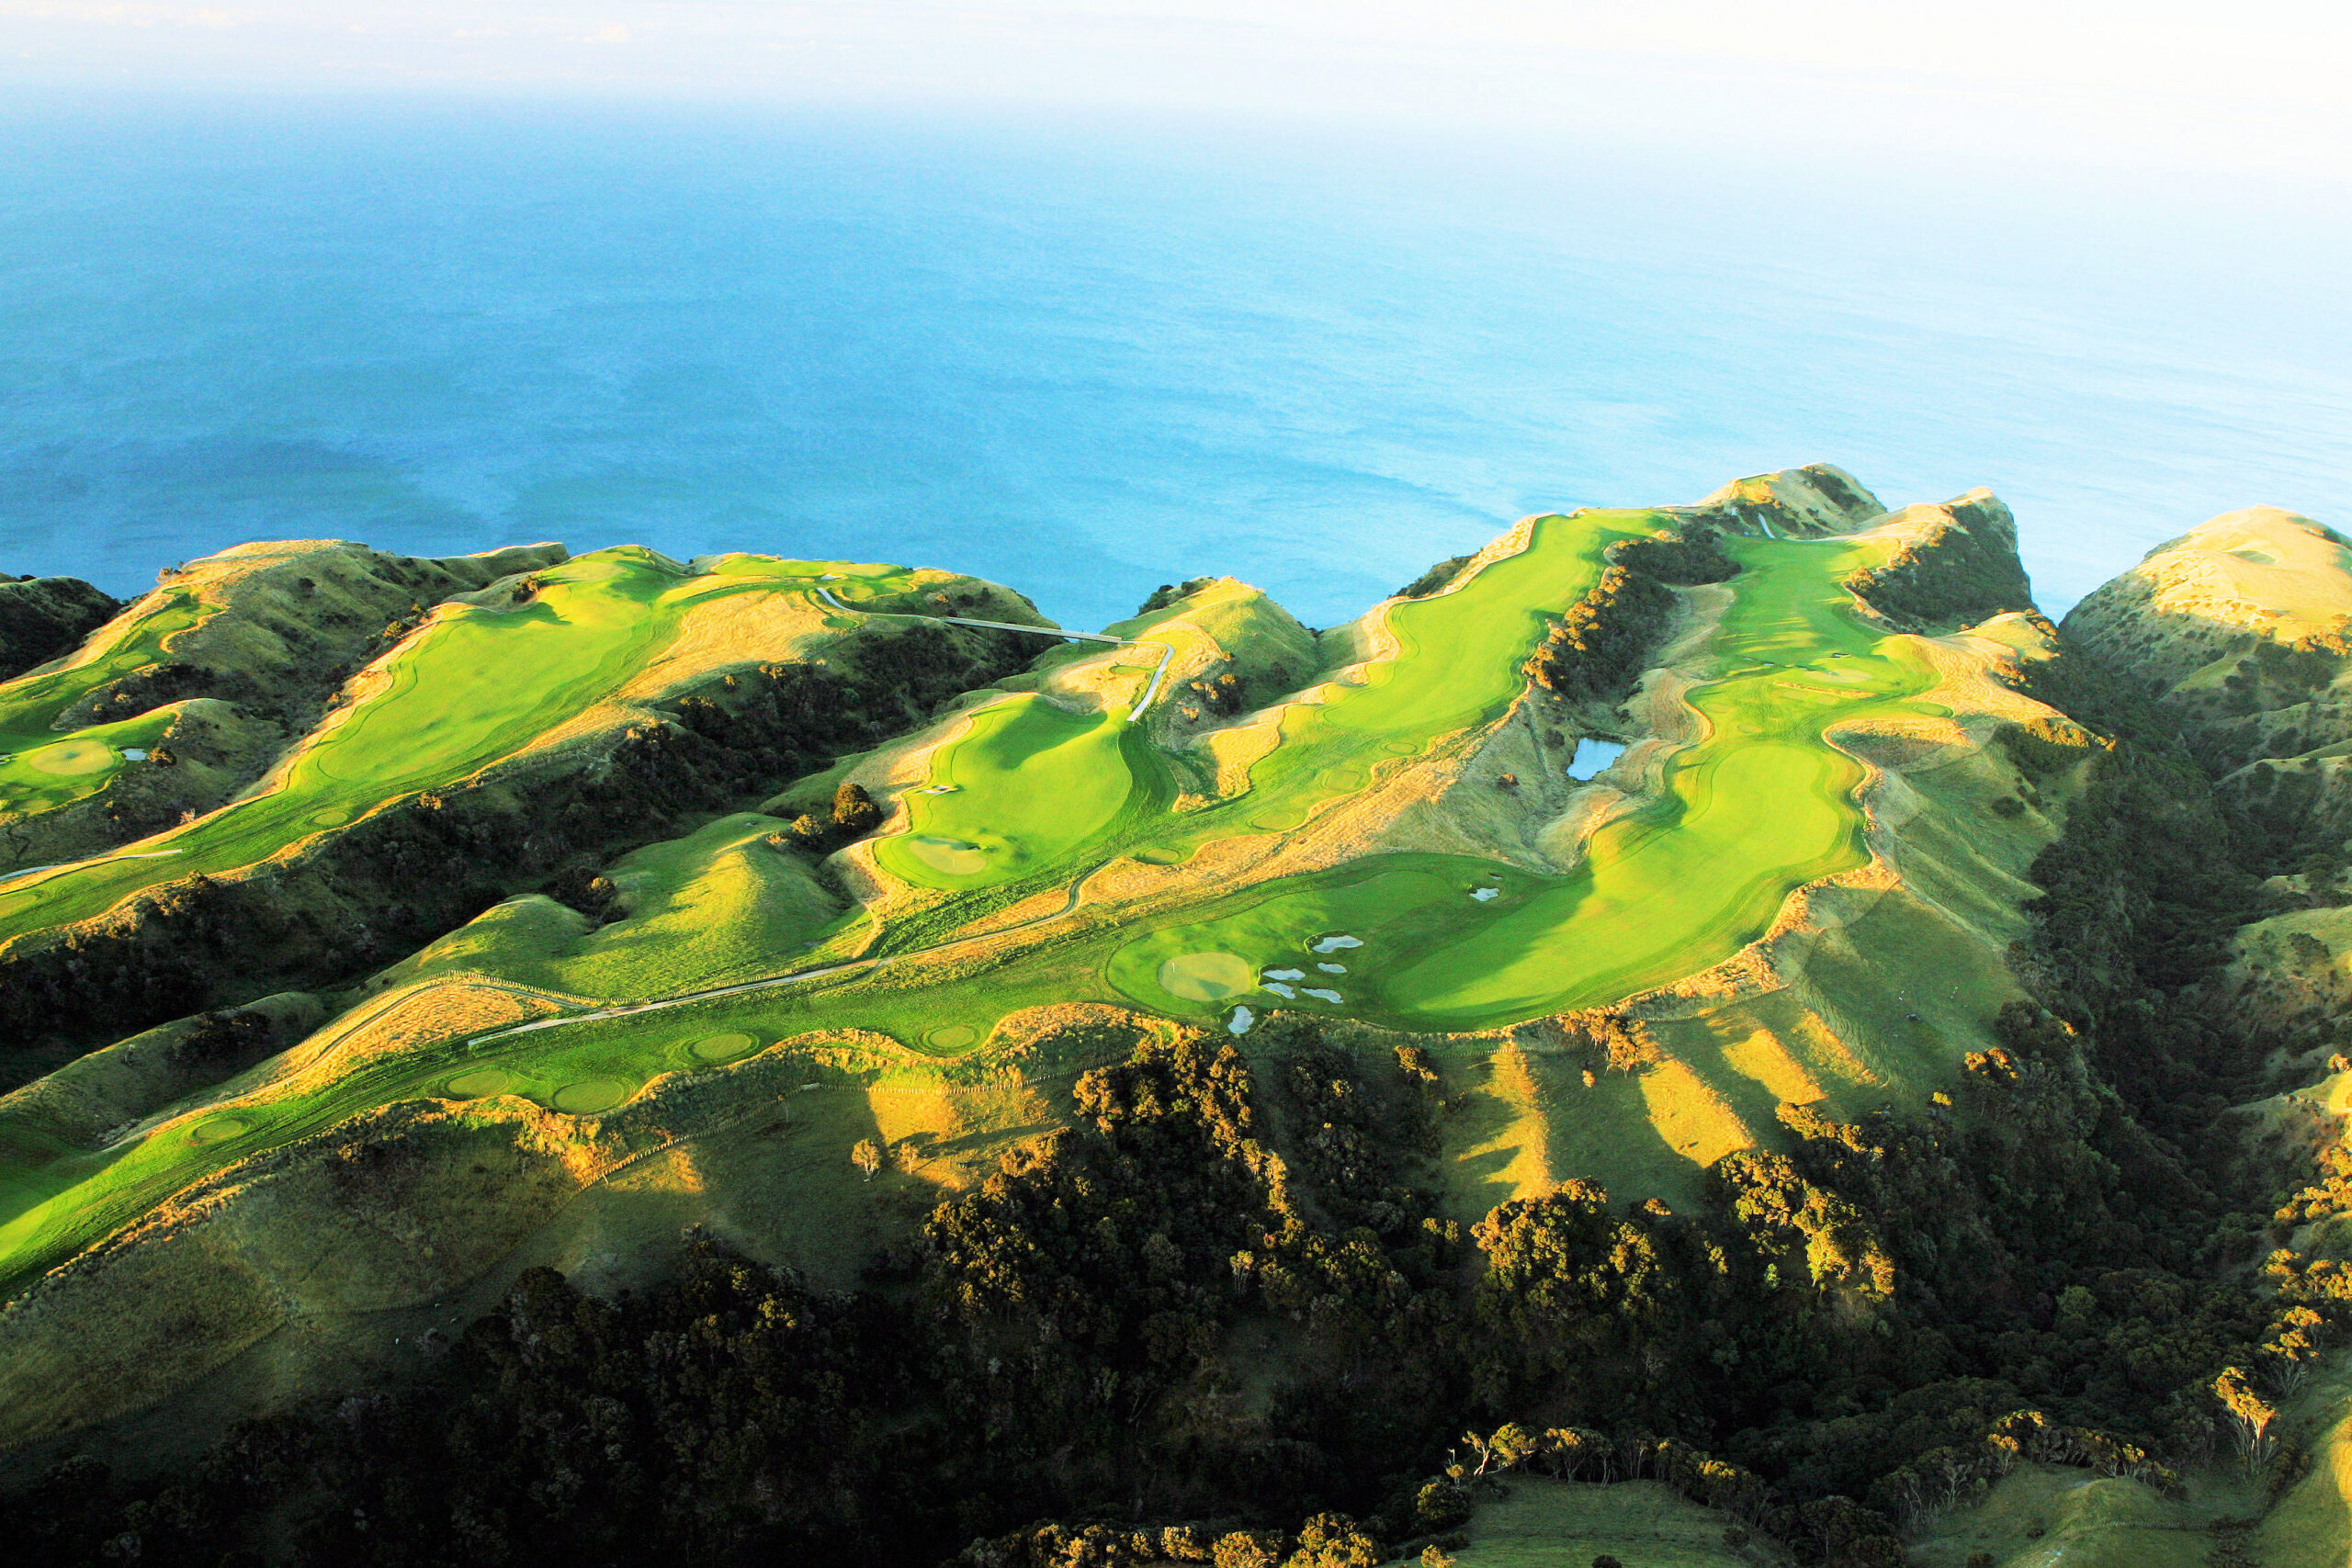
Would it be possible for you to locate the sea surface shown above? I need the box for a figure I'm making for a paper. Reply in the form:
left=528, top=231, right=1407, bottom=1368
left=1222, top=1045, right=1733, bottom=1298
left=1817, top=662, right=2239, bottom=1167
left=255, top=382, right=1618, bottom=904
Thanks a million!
left=3, top=96, right=2347, bottom=632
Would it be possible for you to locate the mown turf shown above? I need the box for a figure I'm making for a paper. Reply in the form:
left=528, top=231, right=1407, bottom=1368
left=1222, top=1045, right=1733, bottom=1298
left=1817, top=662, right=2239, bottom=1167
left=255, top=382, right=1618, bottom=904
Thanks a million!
left=1106, top=534, right=1933, bottom=1029
left=0, top=520, right=1957, bottom=1292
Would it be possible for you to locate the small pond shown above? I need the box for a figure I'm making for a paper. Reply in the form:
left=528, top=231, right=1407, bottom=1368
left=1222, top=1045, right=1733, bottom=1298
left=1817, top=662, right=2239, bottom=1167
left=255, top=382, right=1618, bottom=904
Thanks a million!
left=1566, top=739, right=1626, bottom=781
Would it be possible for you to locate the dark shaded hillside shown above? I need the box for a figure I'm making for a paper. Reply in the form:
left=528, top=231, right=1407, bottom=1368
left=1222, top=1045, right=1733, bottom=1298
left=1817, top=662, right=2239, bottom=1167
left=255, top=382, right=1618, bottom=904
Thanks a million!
left=0, top=575, right=120, bottom=681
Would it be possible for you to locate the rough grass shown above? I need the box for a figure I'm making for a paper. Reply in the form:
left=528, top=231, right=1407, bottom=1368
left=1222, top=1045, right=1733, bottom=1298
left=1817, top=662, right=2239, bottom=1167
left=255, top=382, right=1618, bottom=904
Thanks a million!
left=0, top=515, right=2056, bottom=1293
left=1448, top=1477, right=1761, bottom=1566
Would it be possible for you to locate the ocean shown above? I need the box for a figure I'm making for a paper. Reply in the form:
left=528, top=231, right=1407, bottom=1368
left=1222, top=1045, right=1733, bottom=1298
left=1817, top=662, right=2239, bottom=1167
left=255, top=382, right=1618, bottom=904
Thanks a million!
left=3, top=96, right=2346, bottom=632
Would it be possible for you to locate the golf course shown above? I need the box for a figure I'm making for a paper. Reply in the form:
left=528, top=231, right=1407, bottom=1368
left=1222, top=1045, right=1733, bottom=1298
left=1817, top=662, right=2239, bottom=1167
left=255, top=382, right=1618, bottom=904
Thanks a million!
left=0, top=506, right=1955, bottom=1290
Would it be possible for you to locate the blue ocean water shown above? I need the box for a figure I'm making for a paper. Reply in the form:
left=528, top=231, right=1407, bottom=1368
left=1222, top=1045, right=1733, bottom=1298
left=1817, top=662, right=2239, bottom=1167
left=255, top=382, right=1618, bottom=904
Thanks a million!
left=2, top=96, right=2346, bottom=631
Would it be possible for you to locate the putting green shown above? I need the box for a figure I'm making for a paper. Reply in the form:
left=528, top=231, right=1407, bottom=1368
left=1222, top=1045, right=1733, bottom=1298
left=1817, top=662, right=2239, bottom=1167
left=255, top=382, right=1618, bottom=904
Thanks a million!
left=310, top=807, right=350, bottom=827
left=903, top=836, right=989, bottom=875
left=23, top=739, right=115, bottom=775
left=925, top=1024, right=978, bottom=1050
left=1155, top=952, right=1258, bottom=1001
left=689, top=1032, right=758, bottom=1063
left=874, top=694, right=1156, bottom=890
left=550, top=1078, right=632, bottom=1115
left=443, top=1068, right=514, bottom=1099
left=187, top=1116, right=250, bottom=1145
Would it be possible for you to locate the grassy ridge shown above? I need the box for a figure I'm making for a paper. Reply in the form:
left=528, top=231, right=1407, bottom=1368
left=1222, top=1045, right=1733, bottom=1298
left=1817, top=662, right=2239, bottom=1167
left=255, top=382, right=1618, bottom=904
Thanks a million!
left=0, top=516, right=1936, bottom=1291
left=0, top=552, right=910, bottom=938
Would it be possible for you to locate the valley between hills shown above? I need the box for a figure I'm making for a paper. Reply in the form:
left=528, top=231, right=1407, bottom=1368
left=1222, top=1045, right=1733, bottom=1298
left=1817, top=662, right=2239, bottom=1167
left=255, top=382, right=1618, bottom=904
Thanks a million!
left=3, top=466, right=2349, bottom=1568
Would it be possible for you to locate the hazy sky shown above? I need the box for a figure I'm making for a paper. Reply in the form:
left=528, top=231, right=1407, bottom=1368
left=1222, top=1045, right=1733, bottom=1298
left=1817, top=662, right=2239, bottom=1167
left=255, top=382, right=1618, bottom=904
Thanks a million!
left=7, top=2, right=2348, bottom=179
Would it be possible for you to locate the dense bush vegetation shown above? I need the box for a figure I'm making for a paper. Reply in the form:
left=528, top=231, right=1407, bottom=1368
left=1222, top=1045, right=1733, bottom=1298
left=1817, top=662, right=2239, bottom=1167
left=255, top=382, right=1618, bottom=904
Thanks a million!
left=1840, top=502, right=2033, bottom=631
left=0, top=573, right=119, bottom=682
left=1524, top=525, right=1736, bottom=704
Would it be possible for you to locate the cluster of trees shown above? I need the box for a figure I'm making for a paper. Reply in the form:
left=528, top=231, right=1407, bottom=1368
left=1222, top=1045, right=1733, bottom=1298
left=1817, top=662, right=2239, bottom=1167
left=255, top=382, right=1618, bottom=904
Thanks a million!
left=1838, top=502, right=2033, bottom=631
left=780, top=779, right=888, bottom=852
left=1524, top=525, right=1736, bottom=705
left=1393, top=556, right=1474, bottom=602
left=1137, top=579, right=1218, bottom=615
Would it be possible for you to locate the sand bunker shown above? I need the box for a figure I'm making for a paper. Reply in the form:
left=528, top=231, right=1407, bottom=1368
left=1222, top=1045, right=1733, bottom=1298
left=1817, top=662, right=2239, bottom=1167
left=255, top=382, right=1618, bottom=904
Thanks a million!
left=905, top=835, right=989, bottom=875
left=444, top=1068, right=514, bottom=1099
left=1264, top=981, right=1297, bottom=998
left=1264, top=967, right=1305, bottom=981
left=1227, top=1005, right=1255, bottom=1034
left=1310, top=934, right=1363, bottom=953
left=1158, top=951, right=1258, bottom=1000
left=926, top=1024, right=978, bottom=1049
left=1302, top=987, right=1343, bottom=1003
left=1471, top=887, right=1500, bottom=901
left=1317, top=963, right=1346, bottom=973
left=690, top=1032, right=758, bottom=1063
left=25, top=739, right=116, bottom=775
left=551, top=1077, right=631, bottom=1114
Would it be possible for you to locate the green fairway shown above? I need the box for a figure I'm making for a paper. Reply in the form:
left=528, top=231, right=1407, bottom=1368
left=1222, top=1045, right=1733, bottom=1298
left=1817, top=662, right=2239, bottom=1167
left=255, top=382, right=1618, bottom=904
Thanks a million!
left=1173, top=510, right=1656, bottom=846
left=1105, top=532, right=1934, bottom=1029
left=0, top=590, right=205, bottom=830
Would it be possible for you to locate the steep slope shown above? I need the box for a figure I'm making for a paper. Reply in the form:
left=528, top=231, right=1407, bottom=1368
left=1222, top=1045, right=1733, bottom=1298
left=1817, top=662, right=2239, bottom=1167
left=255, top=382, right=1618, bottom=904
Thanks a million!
left=0, top=572, right=120, bottom=682
left=0, top=469, right=2097, bottom=1460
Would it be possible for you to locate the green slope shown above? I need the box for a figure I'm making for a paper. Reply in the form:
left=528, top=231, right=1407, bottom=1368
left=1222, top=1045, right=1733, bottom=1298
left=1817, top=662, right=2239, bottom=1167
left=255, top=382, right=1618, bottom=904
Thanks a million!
left=0, top=515, right=1941, bottom=1292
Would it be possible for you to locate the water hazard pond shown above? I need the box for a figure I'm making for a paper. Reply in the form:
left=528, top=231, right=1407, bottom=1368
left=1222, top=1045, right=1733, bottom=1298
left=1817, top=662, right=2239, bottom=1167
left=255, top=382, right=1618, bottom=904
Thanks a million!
left=1567, top=739, right=1625, bottom=780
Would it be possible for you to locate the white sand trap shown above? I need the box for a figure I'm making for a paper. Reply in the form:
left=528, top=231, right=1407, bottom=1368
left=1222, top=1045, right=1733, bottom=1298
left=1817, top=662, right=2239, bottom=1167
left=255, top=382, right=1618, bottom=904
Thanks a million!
left=1263, top=981, right=1297, bottom=998
left=920, top=784, right=961, bottom=795
left=905, top=835, right=989, bottom=874
left=1263, top=967, right=1306, bottom=981
left=1310, top=934, right=1362, bottom=953
left=25, top=739, right=116, bottom=775
left=1227, top=1005, right=1255, bottom=1034
left=1302, top=987, right=1342, bottom=1003
left=1317, top=963, right=1346, bottom=974
left=1159, top=951, right=1258, bottom=1001
left=1471, top=887, right=1500, bottom=901
left=121, top=748, right=149, bottom=761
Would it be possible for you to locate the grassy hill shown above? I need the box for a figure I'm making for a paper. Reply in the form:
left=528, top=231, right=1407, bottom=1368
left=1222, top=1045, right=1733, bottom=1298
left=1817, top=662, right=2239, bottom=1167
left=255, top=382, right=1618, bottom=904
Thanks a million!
left=3, top=467, right=2344, bottom=1568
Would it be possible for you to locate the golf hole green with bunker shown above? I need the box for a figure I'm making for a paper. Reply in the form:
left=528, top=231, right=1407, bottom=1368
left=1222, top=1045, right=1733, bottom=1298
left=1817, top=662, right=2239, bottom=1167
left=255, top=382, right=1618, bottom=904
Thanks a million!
left=1105, top=530, right=1938, bottom=1031
left=872, top=693, right=1172, bottom=890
